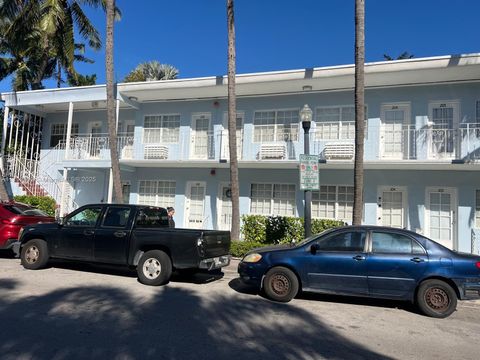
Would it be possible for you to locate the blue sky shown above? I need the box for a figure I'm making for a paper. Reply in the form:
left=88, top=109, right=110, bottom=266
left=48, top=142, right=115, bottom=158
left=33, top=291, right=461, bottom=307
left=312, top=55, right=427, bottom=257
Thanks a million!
left=1, top=0, right=480, bottom=92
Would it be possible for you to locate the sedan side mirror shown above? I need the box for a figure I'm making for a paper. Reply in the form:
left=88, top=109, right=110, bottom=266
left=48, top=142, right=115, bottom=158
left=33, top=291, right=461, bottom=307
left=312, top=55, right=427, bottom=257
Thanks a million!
left=58, top=217, right=65, bottom=226
left=310, top=243, right=320, bottom=255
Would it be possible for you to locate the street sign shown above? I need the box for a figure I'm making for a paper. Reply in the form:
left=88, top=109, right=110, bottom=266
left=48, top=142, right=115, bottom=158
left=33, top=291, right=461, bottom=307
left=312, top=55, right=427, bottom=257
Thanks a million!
left=299, top=154, right=319, bottom=190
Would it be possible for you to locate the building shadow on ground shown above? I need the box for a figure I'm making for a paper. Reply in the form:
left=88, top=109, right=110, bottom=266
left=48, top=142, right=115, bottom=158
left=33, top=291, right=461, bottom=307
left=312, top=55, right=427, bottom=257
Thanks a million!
left=0, top=278, right=393, bottom=360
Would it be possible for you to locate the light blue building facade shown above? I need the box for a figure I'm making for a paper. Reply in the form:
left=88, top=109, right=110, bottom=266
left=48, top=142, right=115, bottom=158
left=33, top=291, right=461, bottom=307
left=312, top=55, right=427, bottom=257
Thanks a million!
left=2, top=54, right=480, bottom=253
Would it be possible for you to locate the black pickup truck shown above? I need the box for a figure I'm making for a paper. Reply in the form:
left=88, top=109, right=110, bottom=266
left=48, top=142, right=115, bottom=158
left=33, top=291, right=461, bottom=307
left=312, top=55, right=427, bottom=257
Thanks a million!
left=17, top=204, right=231, bottom=286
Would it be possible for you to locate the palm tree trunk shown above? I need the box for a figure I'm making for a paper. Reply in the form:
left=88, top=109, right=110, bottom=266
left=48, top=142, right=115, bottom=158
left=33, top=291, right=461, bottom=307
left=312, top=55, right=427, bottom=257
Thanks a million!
left=105, top=0, right=123, bottom=203
left=57, top=60, right=62, bottom=88
left=227, top=0, right=240, bottom=241
left=353, top=0, right=365, bottom=225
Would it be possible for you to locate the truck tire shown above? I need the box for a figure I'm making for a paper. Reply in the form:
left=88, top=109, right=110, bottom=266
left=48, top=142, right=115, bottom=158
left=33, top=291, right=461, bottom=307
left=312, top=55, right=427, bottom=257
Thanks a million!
left=263, top=266, right=299, bottom=303
left=21, top=239, right=49, bottom=270
left=137, top=250, right=172, bottom=286
left=416, top=279, right=457, bottom=318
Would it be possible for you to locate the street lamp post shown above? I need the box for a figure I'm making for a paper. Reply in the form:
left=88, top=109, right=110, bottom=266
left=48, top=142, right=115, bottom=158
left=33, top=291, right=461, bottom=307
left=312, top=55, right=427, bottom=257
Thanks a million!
left=300, top=104, right=313, bottom=239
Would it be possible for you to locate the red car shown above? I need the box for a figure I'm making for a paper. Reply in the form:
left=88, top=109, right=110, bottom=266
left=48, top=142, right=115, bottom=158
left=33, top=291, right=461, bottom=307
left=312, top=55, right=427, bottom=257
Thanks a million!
left=0, top=202, right=55, bottom=255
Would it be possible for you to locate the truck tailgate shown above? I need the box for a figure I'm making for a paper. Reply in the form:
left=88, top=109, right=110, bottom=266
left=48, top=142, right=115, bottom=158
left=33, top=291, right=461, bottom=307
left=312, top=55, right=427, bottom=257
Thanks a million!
left=201, top=231, right=231, bottom=258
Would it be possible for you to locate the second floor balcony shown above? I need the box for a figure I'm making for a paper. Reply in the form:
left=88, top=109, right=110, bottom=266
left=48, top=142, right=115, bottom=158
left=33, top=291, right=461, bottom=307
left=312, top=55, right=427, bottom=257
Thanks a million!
left=54, top=123, right=480, bottom=165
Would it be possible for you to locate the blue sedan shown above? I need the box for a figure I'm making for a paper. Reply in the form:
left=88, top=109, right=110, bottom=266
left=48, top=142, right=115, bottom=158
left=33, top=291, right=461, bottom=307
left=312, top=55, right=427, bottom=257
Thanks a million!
left=238, top=226, right=480, bottom=318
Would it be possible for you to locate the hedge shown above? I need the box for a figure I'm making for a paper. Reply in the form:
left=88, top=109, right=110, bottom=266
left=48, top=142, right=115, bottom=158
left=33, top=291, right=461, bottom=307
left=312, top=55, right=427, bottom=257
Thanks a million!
left=13, top=195, right=57, bottom=217
left=230, top=240, right=265, bottom=258
left=241, top=214, right=345, bottom=244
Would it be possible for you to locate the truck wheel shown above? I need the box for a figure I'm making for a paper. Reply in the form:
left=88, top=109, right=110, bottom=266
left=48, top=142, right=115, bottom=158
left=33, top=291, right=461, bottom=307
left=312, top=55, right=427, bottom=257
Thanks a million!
left=416, top=279, right=457, bottom=318
left=263, top=266, right=299, bottom=303
left=21, top=239, right=49, bottom=270
left=137, top=250, right=172, bottom=286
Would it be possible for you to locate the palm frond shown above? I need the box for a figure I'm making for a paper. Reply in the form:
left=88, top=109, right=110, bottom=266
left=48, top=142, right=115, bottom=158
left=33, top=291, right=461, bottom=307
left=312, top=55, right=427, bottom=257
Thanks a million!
left=71, top=2, right=102, bottom=49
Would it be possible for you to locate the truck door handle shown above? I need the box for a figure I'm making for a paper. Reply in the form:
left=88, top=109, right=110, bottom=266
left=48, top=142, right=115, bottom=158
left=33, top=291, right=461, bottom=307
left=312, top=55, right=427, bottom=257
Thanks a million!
left=114, top=231, right=126, bottom=238
left=353, top=255, right=365, bottom=261
left=84, top=230, right=94, bottom=236
left=410, top=257, right=425, bottom=263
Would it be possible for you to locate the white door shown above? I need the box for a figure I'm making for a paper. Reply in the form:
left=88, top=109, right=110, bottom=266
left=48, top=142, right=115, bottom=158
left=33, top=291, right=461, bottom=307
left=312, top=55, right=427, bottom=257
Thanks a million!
left=218, top=183, right=232, bottom=230
left=191, top=114, right=211, bottom=159
left=426, top=187, right=456, bottom=249
left=118, top=120, right=134, bottom=159
left=380, top=104, right=410, bottom=159
left=377, top=186, right=407, bottom=228
left=428, top=101, right=459, bottom=158
left=221, top=112, right=244, bottom=160
left=185, top=181, right=206, bottom=228
left=87, top=121, right=103, bottom=158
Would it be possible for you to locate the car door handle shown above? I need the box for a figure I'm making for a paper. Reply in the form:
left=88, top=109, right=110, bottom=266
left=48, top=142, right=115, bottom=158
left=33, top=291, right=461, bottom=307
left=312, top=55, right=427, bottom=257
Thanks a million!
left=83, top=230, right=94, bottom=236
left=410, top=257, right=425, bottom=263
left=352, top=255, right=365, bottom=261
left=114, top=231, right=126, bottom=238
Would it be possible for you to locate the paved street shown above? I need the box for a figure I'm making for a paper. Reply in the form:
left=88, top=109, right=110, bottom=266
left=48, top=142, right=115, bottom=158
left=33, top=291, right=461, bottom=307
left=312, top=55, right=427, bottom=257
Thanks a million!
left=0, top=255, right=479, bottom=360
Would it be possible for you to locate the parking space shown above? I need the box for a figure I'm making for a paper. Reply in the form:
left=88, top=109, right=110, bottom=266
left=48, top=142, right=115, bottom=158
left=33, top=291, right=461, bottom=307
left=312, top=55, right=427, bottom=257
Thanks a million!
left=0, top=257, right=479, bottom=360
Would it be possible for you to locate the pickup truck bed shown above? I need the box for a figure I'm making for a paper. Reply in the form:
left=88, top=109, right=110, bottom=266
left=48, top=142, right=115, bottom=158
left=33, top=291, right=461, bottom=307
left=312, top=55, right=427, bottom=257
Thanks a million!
left=18, top=204, right=231, bottom=286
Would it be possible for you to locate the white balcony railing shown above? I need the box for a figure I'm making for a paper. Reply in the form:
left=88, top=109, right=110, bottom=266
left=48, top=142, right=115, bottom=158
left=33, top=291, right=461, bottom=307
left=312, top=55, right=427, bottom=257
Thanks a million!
left=50, top=124, right=480, bottom=163
left=61, top=133, right=135, bottom=160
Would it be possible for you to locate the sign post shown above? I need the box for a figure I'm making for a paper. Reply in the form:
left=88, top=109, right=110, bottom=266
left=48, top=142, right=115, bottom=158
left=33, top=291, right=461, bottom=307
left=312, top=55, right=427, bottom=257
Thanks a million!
left=299, top=154, right=320, bottom=191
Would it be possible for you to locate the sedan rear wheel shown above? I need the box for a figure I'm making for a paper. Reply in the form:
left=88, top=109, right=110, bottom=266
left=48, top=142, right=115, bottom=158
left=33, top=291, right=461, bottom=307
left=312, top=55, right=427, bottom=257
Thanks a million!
left=416, top=279, right=457, bottom=318
left=263, top=266, right=299, bottom=302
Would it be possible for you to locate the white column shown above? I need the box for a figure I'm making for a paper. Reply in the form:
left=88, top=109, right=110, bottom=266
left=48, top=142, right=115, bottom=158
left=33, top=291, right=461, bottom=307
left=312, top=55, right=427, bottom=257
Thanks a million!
left=60, top=168, right=68, bottom=217
left=12, top=111, right=20, bottom=177
left=1, top=106, right=9, bottom=174
left=107, top=168, right=113, bottom=203
left=115, top=99, right=120, bottom=130
left=64, top=102, right=74, bottom=159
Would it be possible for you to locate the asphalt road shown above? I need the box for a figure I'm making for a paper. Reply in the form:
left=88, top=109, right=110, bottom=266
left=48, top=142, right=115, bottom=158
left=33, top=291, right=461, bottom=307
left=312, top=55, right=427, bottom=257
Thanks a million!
left=0, top=255, right=479, bottom=360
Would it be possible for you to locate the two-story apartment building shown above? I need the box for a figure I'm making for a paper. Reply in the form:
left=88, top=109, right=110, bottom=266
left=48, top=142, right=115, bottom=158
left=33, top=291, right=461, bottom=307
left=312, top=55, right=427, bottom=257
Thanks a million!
left=2, top=53, right=480, bottom=253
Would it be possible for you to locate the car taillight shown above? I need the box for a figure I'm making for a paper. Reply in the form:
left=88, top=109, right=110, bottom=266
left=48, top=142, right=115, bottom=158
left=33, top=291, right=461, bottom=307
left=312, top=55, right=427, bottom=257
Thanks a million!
left=476, top=262, right=480, bottom=270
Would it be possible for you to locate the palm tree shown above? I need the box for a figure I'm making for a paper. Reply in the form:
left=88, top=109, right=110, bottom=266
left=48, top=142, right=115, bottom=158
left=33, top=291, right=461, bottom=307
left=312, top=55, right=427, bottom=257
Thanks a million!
left=105, top=0, right=122, bottom=203
left=353, top=0, right=365, bottom=225
left=123, top=61, right=178, bottom=82
left=383, top=51, right=414, bottom=61
left=227, top=0, right=240, bottom=241
left=0, top=0, right=120, bottom=90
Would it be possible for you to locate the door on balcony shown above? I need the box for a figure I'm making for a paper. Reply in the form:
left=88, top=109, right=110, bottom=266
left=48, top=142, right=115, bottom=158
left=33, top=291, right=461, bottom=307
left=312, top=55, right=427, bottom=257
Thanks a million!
left=428, top=101, right=459, bottom=159
left=191, top=113, right=211, bottom=159
left=217, top=183, right=232, bottom=230
left=377, top=186, right=407, bottom=228
left=185, top=181, right=206, bottom=228
left=118, top=120, right=134, bottom=159
left=87, top=121, right=102, bottom=158
left=380, top=103, right=410, bottom=159
left=425, top=187, right=456, bottom=249
left=221, top=112, right=243, bottom=160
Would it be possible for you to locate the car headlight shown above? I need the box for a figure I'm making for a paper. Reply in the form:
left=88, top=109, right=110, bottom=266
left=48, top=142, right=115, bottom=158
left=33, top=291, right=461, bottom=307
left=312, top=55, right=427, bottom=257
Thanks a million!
left=242, top=253, right=262, bottom=263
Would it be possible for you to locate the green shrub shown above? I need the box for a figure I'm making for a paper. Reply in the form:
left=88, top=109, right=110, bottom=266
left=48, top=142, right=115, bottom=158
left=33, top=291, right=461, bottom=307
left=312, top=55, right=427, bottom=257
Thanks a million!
left=240, top=215, right=267, bottom=243
left=241, top=214, right=345, bottom=244
left=230, top=240, right=266, bottom=258
left=13, top=195, right=57, bottom=217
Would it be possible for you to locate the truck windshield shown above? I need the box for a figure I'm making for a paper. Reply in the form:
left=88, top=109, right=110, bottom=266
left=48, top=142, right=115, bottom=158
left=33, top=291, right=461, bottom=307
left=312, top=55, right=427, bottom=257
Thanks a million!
left=136, top=207, right=169, bottom=228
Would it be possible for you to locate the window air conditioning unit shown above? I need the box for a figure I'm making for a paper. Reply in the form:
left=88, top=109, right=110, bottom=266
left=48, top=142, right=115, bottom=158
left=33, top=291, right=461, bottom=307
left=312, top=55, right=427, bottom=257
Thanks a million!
left=144, top=145, right=168, bottom=159
left=259, top=144, right=287, bottom=160
left=323, top=142, right=355, bottom=160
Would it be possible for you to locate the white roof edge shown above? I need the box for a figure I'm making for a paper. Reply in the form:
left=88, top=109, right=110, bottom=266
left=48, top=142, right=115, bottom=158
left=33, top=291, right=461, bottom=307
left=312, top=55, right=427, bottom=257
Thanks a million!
left=2, top=53, right=480, bottom=98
